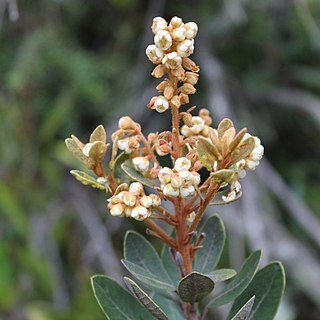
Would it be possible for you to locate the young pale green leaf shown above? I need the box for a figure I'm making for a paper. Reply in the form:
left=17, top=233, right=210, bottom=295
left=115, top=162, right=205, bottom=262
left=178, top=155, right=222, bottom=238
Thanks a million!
left=227, top=262, right=285, bottom=320
left=161, top=247, right=180, bottom=286
left=178, top=272, right=215, bottom=303
left=230, top=137, right=255, bottom=164
left=218, top=118, right=234, bottom=138
left=91, top=275, right=153, bottom=320
left=197, top=137, right=222, bottom=170
left=122, top=260, right=175, bottom=292
left=70, top=170, right=106, bottom=190
left=211, top=170, right=235, bottom=184
left=194, top=215, right=225, bottom=274
left=230, top=296, right=255, bottom=320
left=208, top=250, right=261, bottom=307
left=124, top=277, right=168, bottom=320
left=152, top=294, right=185, bottom=320
left=88, top=141, right=108, bottom=161
left=121, top=161, right=157, bottom=188
left=209, top=190, right=242, bottom=206
left=124, top=231, right=175, bottom=291
left=207, top=269, right=237, bottom=282
left=65, top=138, right=89, bottom=166
left=112, top=152, right=130, bottom=180
left=228, top=128, right=247, bottom=154
left=90, top=125, right=107, bottom=143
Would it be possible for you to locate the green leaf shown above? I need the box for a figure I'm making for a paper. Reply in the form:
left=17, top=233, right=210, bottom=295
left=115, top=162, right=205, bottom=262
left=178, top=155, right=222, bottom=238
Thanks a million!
left=197, top=137, right=222, bottom=170
left=218, top=118, right=234, bottom=138
left=70, top=170, right=106, bottom=190
left=227, top=262, right=285, bottom=320
left=230, top=137, right=255, bottom=164
left=121, top=161, right=157, bottom=188
left=124, top=277, right=168, bottom=320
left=178, top=272, right=215, bottom=303
left=112, top=152, right=130, bottom=181
left=209, top=190, right=242, bottom=205
left=124, top=231, right=175, bottom=291
left=122, top=260, right=175, bottom=292
left=152, top=294, right=185, bottom=320
left=65, top=137, right=89, bottom=167
left=211, top=170, right=235, bottom=184
left=207, top=269, right=236, bottom=282
left=194, top=215, right=225, bottom=274
left=228, top=128, right=247, bottom=154
left=90, top=125, right=107, bottom=143
left=230, top=296, right=255, bottom=320
left=208, top=250, right=261, bottom=307
left=161, top=246, right=180, bottom=286
left=91, top=275, right=153, bottom=320
left=88, top=141, right=108, bottom=162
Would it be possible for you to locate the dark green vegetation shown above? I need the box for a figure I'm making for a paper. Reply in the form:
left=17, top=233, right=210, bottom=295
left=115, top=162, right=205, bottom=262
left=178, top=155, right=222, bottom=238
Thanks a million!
left=0, top=0, right=319, bottom=319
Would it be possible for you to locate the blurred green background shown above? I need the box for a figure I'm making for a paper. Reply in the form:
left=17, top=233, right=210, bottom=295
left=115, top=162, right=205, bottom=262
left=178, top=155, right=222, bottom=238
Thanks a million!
left=0, top=0, right=320, bottom=319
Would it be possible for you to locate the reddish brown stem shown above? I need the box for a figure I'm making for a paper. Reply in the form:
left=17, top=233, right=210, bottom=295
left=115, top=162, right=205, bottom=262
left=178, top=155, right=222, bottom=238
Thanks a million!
left=145, top=219, right=177, bottom=248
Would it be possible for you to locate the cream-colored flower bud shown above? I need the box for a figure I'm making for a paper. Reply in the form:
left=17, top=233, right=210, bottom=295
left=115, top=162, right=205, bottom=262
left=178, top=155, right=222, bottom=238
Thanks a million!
left=180, top=185, right=195, bottom=198
left=186, top=211, right=196, bottom=224
left=222, top=190, right=236, bottom=203
left=156, top=139, right=172, bottom=156
left=171, top=175, right=183, bottom=188
left=251, top=145, right=264, bottom=161
left=170, top=95, right=181, bottom=108
left=164, top=85, right=174, bottom=100
left=132, top=156, right=149, bottom=173
left=177, top=40, right=194, bottom=57
left=82, top=143, right=93, bottom=157
left=178, top=170, right=193, bottom=183
left=119, top=116, right=135, bottom=130
left=174, top=157, right=191, bottom=171
left=163, top=184, right=179, bottom=197
left=181, top=125, right=191, bottom=137
left=245, top=159, right=259, bottom=171
left=179, top=93, right=189, bottom=104
left=151, top=64, right=165, bottom=78
left=182, top=57, right=200, bottom=72
left=154, top=30, right=172, bottom=50
left=156, top=80, right=168, bottom=92
left=131, top=205, right=150, bottom=221
left=140, top=195, right=153, bottom=208
left=190, top=116, right=205, bottom=134
left=153, top=96, right=169, bottom=113
left=146, top=44, right=164, bottom=64
left=123, top=192, right=137, bottom=207
left=169, top=16, right=183, bottom=29
left=180, top=83, right=196, bottom=95
left=192, top=172, right=201, bottom=186
left=171, top=26, right=186, bottom=42
left=150, top=194, right=161, bottom=207
left=185, top=22, right=198, bottom=39
left=232, top=181, right=241, bottom=193
left=184, top=72, right=199, bottom=85
left=152, top=17, right=167, bottom=34
left=109, top=203, right=125, bottom=217
left=129, top=182, right=144, bottom=195
left=159, top=167, right=173, bottom=184
left=117, top=138, right=129, bottom=152
left=162, top=52, right=182, bottom=69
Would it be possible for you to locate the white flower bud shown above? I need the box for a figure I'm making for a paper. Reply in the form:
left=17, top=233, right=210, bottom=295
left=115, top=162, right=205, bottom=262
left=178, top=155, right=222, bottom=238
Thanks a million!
left=181, top=124, right=192, bottom=137
left=153, top=96, right=169, bottom=113
left=129, top=182, right=144, bottom=195
left=171, top=27, right=186, bottom=42
left=117, top=138, right=129, bottom=152
left=178, top=170, right=194, bottom=183
left=159, top=167, right=173, bottom=184
left=140, top=195, right=153, bottom=208
left=124, top=206, right=133, bottom=218
left=150, top=194, right=161, bottom=207
left=131, top=205, right=150, bottom=221
left=171, top=176, right=183, bottom=188
left=180, top=185, right=195, bottom=198
left=245, top=159, right=259, bottom=171
left=169, top=16, right=183, bottom=29
left=222, top=190, right=236, bottom=203
left=152, top=17, right=167, bottom=34
left=146, top=44, right=164, bottom=64
left=163, top=184, right=179, bottom=197
left=154, top=30, right=172, bottom=51
left=251, top=145, right=264, bottom=161
left=232, top=181, right=241, bottom=193
left=190, top=116, right=205, bottom=134
left=109, top=203, right=125, bottom=217
left=185, top=22, right=198, bottom=39
left=174, top=157, right=191, bottom=171
left=186, top=211, right=196, bottom=224
left=119, top=116, right=135, bottom=130
left=132, top=156, right=149, bottom=173
left=123, top=192, right=137, bottom=207
left=82, top=143, right=93, bottom=157
left=162, top=52, right=182, bottom=69
left=192, top=172, right=201, bottom=186
left=177, top=40, right=194, bottom=57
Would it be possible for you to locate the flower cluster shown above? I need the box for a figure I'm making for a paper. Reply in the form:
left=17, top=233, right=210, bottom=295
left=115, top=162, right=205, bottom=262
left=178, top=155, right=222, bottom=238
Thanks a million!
left=107, top=182, right=161, bottom=221
left=181, top=109, right=213, bottom=138
left=159, top=157, right=200, bottom=198
left=146, top=16, right=200, bottom=113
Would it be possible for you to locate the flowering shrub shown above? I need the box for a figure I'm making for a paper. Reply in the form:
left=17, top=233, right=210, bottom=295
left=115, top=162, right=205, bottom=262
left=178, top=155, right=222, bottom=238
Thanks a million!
left=66, top=16, right=285, bottom=320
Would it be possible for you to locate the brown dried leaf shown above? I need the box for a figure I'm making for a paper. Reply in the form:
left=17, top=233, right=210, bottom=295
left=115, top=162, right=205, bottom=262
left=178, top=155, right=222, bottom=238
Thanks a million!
left=218, top=118, right=234, bottom=139
left=230, top=137, right=255, bottom=164
left=228, top=128, right=247, bottom=154
left=197, top=137, right=222, bottom=171
left=211, top=170, right=235, bottom=184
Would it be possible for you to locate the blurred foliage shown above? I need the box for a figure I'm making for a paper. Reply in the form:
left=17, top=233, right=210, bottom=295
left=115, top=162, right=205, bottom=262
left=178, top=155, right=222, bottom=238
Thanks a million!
left=0, top=0, right=319, bottom=319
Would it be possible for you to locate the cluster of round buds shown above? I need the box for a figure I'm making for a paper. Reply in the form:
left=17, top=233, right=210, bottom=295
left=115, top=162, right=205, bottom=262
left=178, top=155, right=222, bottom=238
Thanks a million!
left=107, top=182, right=161, bottom=221
left=181, top=109, right=213, bottom=138
left=242, top=133, right=264, bottom=170
left=159, top=157, right=200, bottom=198
left=222, top=180, right=242, bottom=203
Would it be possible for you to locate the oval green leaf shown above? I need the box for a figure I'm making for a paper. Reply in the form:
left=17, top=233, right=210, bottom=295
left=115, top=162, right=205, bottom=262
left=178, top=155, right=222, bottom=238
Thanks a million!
left=178, top=272, right=215, bottom=303
left=197, top=137, right=222, bottom=170
left=230, top=296, right=255, bottom=320
left=152, top=294, right=185, bottom=320
left=208, top=250, right=261, bottom=307
left=124, top=277, right=168, bottom=320
left=70, top=170, right=106, bottom=190
left=194, top=215, right=226, bottom=274
left=218, top=118, right=234, bottom=138
left=227, top=262, right=285, bottom=320
left=90, top=125, right=107, bottom=143
left=91, top=275, right=153, bottom=320
left=207, top=269, right=237, bottom=282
